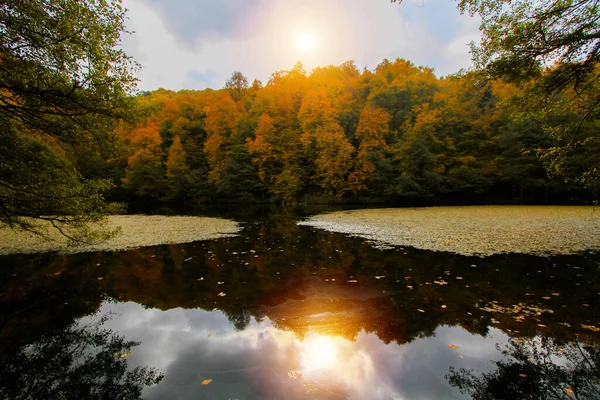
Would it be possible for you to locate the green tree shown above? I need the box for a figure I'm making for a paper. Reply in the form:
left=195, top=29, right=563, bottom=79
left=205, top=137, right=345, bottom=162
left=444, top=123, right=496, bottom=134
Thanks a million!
left=0, top=0, right=137, bottom=240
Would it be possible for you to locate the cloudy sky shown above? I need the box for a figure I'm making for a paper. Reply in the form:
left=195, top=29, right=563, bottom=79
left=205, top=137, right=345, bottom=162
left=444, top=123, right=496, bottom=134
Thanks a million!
left=120, top=0, right=482, bottom=91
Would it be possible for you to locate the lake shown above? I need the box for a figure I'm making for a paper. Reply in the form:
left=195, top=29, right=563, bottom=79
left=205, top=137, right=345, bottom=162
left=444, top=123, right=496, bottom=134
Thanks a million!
left=1, top=206, right=599, bottom=399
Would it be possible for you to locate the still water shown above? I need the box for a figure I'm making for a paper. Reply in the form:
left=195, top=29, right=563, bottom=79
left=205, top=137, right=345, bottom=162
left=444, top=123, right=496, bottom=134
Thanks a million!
left=1, top=207, right=599, bottom=399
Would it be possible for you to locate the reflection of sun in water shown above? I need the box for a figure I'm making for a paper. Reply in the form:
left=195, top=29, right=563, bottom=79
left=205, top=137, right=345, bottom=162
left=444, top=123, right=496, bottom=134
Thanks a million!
left=302, top=335, right=337, bottom=371
left=294, top=29, right=317, bottom=53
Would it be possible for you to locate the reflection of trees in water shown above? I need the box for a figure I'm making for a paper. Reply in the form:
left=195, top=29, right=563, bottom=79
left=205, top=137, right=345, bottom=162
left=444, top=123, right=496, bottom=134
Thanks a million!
left=447, top=336, right=600, bottom=400
left=0, top=313, right=163, bottom=400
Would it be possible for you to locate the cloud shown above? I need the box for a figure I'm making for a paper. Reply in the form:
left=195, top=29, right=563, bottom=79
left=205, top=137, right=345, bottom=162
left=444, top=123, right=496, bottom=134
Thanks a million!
left=141, top=0, right=272, bottom=48
left=184, top=70, right=224, bottom=90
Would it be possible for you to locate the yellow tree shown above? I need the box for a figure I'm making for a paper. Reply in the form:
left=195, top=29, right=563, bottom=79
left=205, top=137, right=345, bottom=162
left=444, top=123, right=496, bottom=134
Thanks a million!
left=349, top=106, right=391, bottom=192
left=204, top=94, right=242, bottom=184
left=299, top=90, right=354, bottom=197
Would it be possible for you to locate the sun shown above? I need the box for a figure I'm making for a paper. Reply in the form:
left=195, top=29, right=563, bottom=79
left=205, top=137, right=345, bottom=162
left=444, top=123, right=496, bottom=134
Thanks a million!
left=294, top=29, right=317, bottom=53
left=301, top=335, right=337, bottom=371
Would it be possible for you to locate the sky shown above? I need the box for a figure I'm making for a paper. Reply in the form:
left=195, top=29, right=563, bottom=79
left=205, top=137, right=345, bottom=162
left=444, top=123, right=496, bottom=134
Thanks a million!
left=120, top=0, right=482, bottom=92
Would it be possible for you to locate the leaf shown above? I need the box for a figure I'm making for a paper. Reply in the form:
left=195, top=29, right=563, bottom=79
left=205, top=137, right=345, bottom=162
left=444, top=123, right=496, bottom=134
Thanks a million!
left=459, top=354, right=464, bottom=359
left=564, top=388, right=574, bottom=394
left=519, top=374, right=528, bottom=378
left=201, top=379, right=212, bottom=385
left=417, top=309, right=425, bottom=313
left=581, top=324, right=600, bottom=332
left=448, top=344, right=459, bottom=349
left=441, top=305, right=447, bottom=309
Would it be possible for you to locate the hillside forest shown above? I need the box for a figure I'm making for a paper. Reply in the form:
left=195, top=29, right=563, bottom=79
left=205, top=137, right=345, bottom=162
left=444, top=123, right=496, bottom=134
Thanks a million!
left=75, top=59, right=600, bottom=210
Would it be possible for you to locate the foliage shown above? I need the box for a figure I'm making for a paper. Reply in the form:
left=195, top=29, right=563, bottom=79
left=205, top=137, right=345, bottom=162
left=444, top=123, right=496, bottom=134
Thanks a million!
left=0, top=0, right=137, bottom=239
left=112, top=57, right=595, bottom=206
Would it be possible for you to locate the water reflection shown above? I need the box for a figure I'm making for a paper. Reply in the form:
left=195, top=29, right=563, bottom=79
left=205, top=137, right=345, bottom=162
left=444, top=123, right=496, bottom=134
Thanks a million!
left=93, top=301, right=505, bottom=399
left=0, top=207, right=599, bottom=398
left=447, top=336, right=600, bottom=399
left=0, top=312, right=163, bottom=400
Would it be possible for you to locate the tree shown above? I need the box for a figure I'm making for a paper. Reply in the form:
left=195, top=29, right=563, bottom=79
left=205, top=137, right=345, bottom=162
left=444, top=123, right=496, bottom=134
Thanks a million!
left=225, top=71, right=249, bottom=101
left=392, top=0, right=600, bottom=194
left=0, top=0, right=138, bottom=240
left=349, top=106, right=391, bottom=192
left=164, top=135, right=191, bottom=207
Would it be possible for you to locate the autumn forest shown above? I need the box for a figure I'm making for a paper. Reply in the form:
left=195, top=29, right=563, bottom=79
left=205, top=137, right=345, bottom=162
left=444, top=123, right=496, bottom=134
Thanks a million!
left=79, top=58, right=599, bottom=211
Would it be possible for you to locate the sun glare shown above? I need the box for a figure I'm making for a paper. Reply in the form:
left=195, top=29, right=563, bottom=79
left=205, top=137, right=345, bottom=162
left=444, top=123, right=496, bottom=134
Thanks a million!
left=301, top=335, right=337, bottom=371
left=294, top=29, right=317, bottom=53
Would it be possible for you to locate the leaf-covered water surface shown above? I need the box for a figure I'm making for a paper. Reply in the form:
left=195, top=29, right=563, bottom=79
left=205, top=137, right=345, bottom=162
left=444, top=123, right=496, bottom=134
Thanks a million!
left=299, top=206, right=600, bottom=256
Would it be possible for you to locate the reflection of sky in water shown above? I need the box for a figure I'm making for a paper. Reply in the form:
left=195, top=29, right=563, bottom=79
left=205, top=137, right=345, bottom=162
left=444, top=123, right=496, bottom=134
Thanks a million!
left=80, top=301, right=508, bottom=399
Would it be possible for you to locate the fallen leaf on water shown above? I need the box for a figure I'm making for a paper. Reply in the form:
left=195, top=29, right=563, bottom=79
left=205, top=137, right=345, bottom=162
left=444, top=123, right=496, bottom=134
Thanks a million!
left=542, top=297, right=551, bottom=300
left=519, top=374, right=528, bottom=378
left=538, top=324, right=547, bottom=328
left=564, top=388, right=574, bottom=394
left=288, top=371, right=302, bottom=379
left=459, top=354, right=464, bottom=359
left=583, top=304, right=590, bottom=307
left=581, top=324, right=600, bottom=332
left=441, top=305, right=447, bottom=309
left=448, top=344, right=459, bottom=349
left=97, top=277, right=103, bottom=280
left=217, top=292, right=226, bottom=297
left=201, top=379, right=212, bottom=385
left=551, top=293, right=560, bottom=296
left=417, top=309, right=425, bottom=313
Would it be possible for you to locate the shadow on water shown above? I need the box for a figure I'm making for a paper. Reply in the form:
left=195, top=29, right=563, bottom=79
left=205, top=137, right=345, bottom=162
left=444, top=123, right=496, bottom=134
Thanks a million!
left=1, top=206, right=599, bottom=399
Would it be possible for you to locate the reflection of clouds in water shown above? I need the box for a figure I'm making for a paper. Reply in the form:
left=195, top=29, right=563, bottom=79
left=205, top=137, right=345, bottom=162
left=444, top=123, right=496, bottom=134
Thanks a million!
left=81, top=301, right=506, bottom=399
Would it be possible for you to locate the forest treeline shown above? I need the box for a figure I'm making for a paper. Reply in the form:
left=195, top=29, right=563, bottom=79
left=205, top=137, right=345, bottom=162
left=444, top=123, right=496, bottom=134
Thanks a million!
left=77, top=59, right=599, bottom=209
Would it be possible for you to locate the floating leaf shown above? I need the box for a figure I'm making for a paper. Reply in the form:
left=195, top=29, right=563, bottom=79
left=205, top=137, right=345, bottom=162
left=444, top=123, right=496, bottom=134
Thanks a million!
left=417, top=309, right=425, bottom=313
left=519, top=374, right=528, bottom=378
left=581, top=324, right=600, bottom=332
left=459, top=354, right=464, bottom=359
left=201, top=379, right=212, bottom=385
left=288, top=371, right=302, bottom=379
left=448, top=344, right=459, bottom=349
left=441, top=305, right=447, bottom=309
left=217, top=292, right=226, bottom=297
left=564, top=388, right=574, bottom=394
